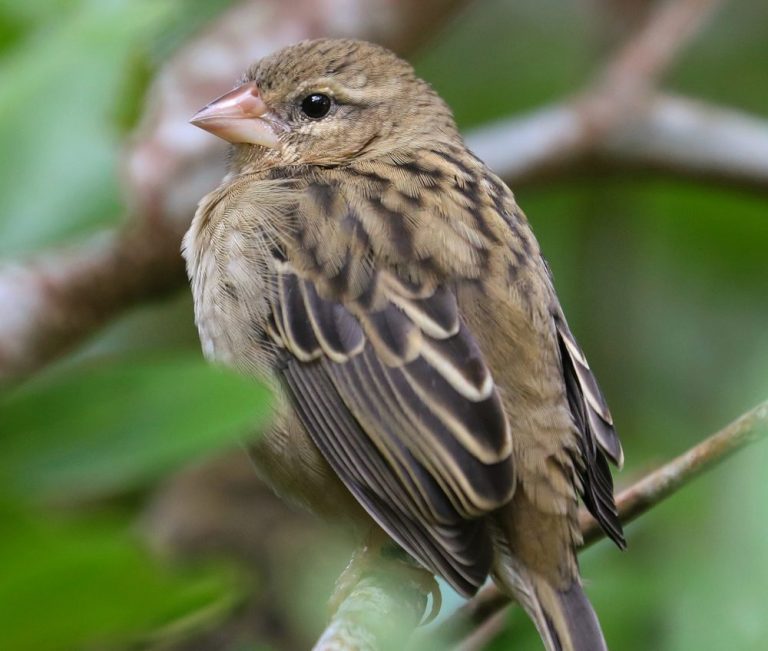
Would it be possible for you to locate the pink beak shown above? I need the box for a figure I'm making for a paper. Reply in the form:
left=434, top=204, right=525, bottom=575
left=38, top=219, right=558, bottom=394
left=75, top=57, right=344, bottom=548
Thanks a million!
left=190, top=81, right=280, bottom=147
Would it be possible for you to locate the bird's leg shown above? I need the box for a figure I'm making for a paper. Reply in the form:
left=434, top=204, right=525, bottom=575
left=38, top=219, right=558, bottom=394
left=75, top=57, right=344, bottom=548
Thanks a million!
left=327, top=528, right=442, bottom=624
left=327, top=528, right=386, bottom=619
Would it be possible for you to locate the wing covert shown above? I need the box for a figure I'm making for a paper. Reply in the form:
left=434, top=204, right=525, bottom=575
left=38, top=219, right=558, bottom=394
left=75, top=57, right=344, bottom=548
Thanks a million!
left=270, top=253, right=514, bottom=595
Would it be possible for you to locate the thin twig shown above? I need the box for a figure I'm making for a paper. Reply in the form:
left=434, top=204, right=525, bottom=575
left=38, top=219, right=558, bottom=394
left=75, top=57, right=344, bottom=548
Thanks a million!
left=597, top=0, right=722, bottom=94
left=429, top=399, right=768, bottom=649
left=578, top=0, right=724, bottom=136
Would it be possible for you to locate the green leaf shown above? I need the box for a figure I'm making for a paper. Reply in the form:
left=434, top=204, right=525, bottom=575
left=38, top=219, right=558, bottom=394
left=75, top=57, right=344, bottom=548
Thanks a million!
left=0, top=0, right=174, bottom=254
left=0, top=354, right=271, bottom=502
left=0, top=503, right=241, bottom=651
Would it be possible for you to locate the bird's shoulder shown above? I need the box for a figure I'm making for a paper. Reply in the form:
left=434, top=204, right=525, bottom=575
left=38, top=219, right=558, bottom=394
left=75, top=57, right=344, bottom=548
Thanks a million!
left=265, top=145, right=545, bottom=297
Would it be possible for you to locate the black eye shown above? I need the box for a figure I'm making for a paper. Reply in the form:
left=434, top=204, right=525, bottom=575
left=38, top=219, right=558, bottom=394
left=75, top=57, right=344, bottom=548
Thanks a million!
left=300, top=93, right=332, bottom=119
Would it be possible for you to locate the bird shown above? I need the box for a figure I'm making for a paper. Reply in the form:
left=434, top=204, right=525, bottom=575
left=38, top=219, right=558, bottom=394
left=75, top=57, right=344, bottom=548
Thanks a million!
left=183, top=38, right=625, bottom=651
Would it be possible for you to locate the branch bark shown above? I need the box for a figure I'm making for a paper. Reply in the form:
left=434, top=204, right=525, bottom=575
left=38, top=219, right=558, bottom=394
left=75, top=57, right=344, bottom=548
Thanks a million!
left=467, top=93, right=768, bottom=191
left=0, top=221, right=185, bottom=382
left=596, top=94, right=768, bottom=190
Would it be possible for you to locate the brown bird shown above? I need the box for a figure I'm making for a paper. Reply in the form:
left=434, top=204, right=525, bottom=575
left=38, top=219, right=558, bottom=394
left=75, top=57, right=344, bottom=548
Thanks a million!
left=184, top=38, right=625, bottom=651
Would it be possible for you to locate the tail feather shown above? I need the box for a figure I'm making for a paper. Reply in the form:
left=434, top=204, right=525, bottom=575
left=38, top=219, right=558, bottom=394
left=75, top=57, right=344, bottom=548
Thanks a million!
left=494, top=562, right=607, bottom=651
left=532, top=579, right=607, bottom=651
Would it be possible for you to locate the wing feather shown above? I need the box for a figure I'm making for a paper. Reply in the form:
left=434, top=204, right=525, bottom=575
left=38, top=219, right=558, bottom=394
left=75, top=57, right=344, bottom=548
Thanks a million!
left=557, top=318, right=623, bottom=467
left=556, top=315, right=626, bottom=549
left=272, top=255, right=514, bottom=594
left=277, top=272, right=321, bottom=360
left=280, top=351, right=494, bottom=595
left=387, top=284, right=460, bottom=339
left=300, top=279, right=365, bottom=360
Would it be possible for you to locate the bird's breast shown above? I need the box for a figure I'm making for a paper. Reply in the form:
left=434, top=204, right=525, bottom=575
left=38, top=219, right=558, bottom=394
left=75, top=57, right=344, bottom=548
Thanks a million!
left=184, top=177, right=296, bottom=378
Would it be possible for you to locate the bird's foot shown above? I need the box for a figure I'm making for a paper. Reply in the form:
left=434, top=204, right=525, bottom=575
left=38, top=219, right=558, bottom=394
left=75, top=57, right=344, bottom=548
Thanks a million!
left=327, top=543, right=374, bottom=619
left=327, top=533, right=442, bottom=625
left=388, top=560, right=442, bottom=625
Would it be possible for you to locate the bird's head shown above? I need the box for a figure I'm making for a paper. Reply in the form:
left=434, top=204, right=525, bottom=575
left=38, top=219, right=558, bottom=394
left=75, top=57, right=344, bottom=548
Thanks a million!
left=190, top=38, right=459, bottom=170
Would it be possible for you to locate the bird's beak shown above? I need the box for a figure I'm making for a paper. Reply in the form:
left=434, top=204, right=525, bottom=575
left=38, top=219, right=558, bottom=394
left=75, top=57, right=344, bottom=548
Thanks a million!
left=190, top=81, right=280, bottom=147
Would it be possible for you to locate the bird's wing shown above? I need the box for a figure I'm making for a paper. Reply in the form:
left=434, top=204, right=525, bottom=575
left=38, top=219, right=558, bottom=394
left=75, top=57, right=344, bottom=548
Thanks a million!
left=555, top=314, right=626, bottom=548
left=267, top=170, right=515, bottom=596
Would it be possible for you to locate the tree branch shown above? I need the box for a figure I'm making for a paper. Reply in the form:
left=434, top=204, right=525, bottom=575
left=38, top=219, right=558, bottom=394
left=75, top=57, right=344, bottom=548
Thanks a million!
left=467, top=93, right=768, bottom=191
left=465, top=0, right=726, bottom=179
left=0, top=221, right=185, bottom=383
left=596, top=94, right=768, bottom=190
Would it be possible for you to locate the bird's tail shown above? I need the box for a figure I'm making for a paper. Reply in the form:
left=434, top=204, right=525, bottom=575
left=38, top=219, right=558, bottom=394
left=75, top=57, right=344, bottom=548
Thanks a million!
left=492, top=554, right=608, bottom=651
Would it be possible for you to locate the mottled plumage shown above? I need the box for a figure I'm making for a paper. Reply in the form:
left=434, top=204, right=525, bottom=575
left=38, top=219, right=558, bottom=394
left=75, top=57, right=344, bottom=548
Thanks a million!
left=184, top=38, right=625, bottom=650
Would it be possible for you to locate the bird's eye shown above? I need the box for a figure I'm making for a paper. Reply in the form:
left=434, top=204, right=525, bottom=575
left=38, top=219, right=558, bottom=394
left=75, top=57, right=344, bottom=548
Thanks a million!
left=300, top=93, right=332, bottom=119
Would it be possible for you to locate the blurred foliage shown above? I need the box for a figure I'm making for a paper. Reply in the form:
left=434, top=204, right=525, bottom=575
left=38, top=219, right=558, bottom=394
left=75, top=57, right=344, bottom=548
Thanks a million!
left=0, top=504, right=241, bottom=651
left=0, top=354, right=271, bottom=504
left=0, top=0, right=766, bottom=650
left=0, top=351, right=269, bottom=651
left=0, top=0, right=234, bottom=255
